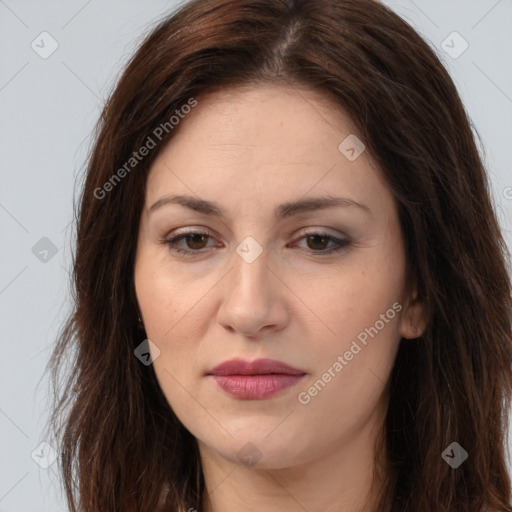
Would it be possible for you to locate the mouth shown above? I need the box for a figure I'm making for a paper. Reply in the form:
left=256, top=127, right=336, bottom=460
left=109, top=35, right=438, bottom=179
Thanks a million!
left=207, top=358, right=306, bottom=399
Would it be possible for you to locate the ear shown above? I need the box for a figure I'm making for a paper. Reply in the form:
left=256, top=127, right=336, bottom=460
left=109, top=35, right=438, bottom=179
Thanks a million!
left=399, top=288, right=428, bottom=339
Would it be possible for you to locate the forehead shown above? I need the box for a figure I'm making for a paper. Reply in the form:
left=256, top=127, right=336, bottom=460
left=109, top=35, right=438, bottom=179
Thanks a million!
left=165, top=83, right=359, bottom=152
left=143, top=83, right=391, bottom=219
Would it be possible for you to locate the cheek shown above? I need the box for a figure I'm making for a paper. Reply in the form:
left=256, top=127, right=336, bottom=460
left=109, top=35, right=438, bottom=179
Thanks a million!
left=296, top=286, right=402, bottom=438
left=303, top=258, right=404, bottom=341
left=135, top=252, right=189, bottom=338
left=296, top=247, right=405, bottom=394
left=134, top=260, right=200, bottom=414
left=134, top=255, right=211, bottom=380
left=135, top=267, right=173, bottom=337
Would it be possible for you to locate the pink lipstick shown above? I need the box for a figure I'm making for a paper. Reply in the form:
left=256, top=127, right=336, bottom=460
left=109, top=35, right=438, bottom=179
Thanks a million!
left=207, top=358, right=306, bottom=399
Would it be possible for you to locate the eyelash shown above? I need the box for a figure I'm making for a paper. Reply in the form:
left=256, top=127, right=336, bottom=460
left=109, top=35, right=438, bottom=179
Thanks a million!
left=160, top=230, right=350, bottom=257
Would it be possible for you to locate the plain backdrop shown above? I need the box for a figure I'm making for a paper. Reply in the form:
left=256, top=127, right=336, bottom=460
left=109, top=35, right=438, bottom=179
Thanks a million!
left=0, top=1, right=511, bottom=510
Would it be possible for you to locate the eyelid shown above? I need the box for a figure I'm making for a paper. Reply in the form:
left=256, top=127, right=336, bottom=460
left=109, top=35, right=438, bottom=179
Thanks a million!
left=164, top=225, right=347, bottom=241
left=292, top=226, right=348, bottom=240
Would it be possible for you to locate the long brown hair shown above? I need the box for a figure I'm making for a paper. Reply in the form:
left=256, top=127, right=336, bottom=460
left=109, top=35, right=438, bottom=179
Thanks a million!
left=44, top=0, right=512, bottom=510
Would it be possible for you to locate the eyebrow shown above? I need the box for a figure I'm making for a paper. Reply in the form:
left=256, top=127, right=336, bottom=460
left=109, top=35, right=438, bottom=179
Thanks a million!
left=148, top=194, right=372, bottom=220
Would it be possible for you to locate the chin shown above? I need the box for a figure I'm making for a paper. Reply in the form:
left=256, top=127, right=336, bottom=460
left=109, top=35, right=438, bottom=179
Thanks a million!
left=198, top=427, right=316, bottom=470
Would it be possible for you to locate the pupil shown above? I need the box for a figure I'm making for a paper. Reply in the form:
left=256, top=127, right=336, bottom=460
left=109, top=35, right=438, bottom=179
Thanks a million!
left=188, top=234, right=207, bottom=249
left=308, top=235, right=327, bottom=250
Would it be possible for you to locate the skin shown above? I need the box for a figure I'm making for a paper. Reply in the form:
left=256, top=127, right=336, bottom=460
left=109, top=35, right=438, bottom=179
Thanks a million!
left=134, top=83, right=427, bottom=512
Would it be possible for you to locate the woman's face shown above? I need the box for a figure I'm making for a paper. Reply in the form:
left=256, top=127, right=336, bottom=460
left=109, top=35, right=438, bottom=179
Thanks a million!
left=134, top=84, right=424, bottom=469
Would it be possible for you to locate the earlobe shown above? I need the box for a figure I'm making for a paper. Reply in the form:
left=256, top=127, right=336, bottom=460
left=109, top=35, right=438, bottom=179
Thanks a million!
left=400, top=290, right=428, bottom=339
left=408, top=323, right=424, bottom=339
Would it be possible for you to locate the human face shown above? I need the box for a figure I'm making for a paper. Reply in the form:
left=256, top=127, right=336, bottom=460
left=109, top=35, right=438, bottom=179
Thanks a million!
left=134, top=83, right=421, bottom=469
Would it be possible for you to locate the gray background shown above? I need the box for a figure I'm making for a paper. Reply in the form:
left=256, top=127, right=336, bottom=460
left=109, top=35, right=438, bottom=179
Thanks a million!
left=1, top=1, right=511, bottom=510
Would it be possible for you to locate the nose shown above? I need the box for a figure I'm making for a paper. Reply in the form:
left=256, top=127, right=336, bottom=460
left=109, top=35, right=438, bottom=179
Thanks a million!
left=217, top=247, right=289, bottom=338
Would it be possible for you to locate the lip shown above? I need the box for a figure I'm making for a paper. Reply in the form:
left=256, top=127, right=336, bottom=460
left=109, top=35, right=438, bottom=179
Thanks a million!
left=207, top=358, right=306, bottom=400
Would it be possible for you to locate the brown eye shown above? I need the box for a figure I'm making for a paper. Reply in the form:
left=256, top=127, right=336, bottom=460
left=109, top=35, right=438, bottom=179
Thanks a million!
left=162, top=230, right=350, bottom=258
left=163, top=231, right=215, bottom=256
left=305, top=234, right=331, bottom=251
left=183, top=233, right=209, bottom=250
left=294, top=231, right=351, bottom=255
